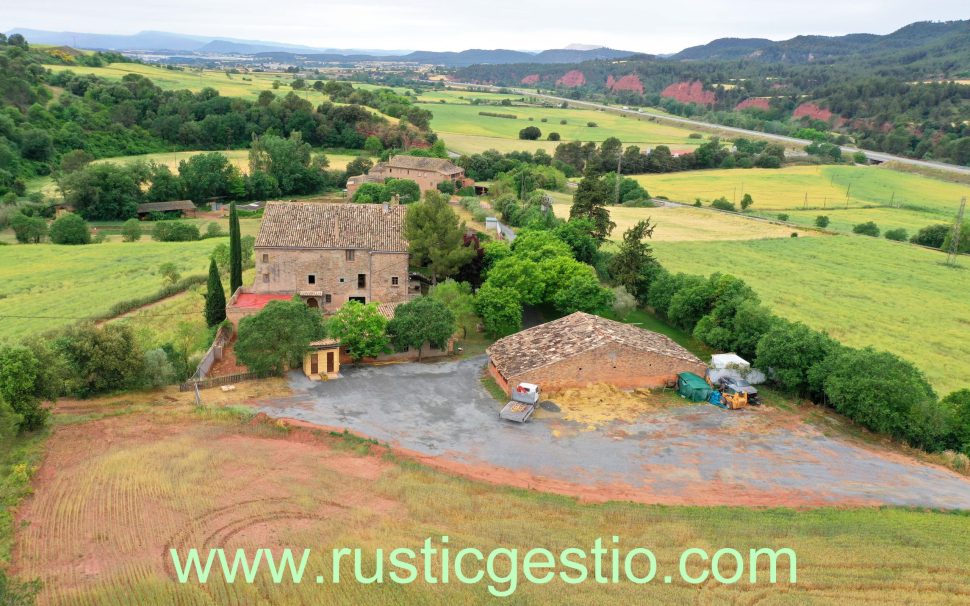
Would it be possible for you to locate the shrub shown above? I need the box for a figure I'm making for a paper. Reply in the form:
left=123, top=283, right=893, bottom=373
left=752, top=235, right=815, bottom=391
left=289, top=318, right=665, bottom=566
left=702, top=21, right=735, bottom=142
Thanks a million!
left=436, top=180, right=456, bottom=195
left=852, top=221, right=880, bottom=237
left=815, top=346, right=937, bottom=443
left=547, top=132, right=561, bottom=141
left=587, top=122, right=598, bottom=127
left=142, top=348, right=175, bottom=389
left=710, top=197, right=735, bottom=212
left=152, top=221, right=201, bottom=242
left=777, top=213, right=789, bottom=221
left=121, top=218, right=143, bottom=242
left=884, top=228, right=908, bottom=242
left=48, top=213, right=91, bottom=245
left=910, top=224, right=950, bottom=249
left=688, top=133, right=703, bottom=139
left=560, top=119, right=567, bottom=125
left=205, top=222, right=224, bottom=238
left=10, top=212, right=47, bottom=243
left=518, top=126, right=541, bottom=140
left=815, top=215, right=830, bottom=228
left=478, top=111, right=517, bottom=119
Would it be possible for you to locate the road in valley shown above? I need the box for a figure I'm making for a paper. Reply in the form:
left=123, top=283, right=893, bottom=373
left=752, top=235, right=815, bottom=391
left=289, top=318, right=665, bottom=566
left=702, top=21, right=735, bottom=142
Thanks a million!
left=445, top=82, right=970, bottom=177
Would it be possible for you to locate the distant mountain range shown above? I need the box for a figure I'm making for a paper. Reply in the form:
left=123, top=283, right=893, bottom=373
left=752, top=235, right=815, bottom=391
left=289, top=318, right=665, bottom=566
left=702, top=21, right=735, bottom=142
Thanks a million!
left=670, top=20, right=970, bottom=63
left=5, top=28, right=636, bottom=65
left=5, top=28, right=408, bottom=56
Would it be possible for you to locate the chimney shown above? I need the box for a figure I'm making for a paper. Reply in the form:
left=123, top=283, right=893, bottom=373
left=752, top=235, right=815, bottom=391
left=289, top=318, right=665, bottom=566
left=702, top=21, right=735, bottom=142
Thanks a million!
left=390, top=193, right=401, bottom=206
left=382, top=202, right=389, bottom=213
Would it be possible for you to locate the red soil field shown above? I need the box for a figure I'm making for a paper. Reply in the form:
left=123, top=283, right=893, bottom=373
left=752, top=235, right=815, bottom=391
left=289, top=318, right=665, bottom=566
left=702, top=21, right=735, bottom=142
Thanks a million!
left=735, top=97, right=771, bottom=111
left=661, top=81, right=716, bottom=106
left=556, top=70, right=586, bottom=87
left=606, top=74, right=644, bottom=94
left=520, top=74, right=540, bottom=85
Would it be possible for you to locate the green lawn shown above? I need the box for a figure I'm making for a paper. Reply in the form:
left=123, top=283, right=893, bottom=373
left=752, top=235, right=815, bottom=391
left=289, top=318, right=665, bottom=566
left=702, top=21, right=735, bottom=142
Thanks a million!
left=421, top=95, right=703, bottom=155
left=0, top=239, right=226, bottom=343
left=651, top=235, right=970, bottom=395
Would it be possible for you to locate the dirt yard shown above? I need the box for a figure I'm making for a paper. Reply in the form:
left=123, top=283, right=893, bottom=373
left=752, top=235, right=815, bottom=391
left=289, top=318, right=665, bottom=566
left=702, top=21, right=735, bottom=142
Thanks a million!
left=254, top=357, right=970, bottom=509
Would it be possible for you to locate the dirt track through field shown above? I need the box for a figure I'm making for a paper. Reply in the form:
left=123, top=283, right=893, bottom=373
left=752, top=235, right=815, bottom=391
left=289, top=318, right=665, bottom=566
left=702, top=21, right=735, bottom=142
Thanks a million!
left=256, top=357, right=970, bottom=510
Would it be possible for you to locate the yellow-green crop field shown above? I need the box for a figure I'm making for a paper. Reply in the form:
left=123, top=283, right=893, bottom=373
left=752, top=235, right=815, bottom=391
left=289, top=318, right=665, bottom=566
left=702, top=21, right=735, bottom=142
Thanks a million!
left=548, top=195, right=812, bottom=242
left=635, top=165, right=969, bottom=213
left=0, top=239, right=226, bottom=342
left=10, top=402, right=970, bottom=605
left=652, top=236, right=970, bottom=394
left=95, top=149, right=359, bottom=174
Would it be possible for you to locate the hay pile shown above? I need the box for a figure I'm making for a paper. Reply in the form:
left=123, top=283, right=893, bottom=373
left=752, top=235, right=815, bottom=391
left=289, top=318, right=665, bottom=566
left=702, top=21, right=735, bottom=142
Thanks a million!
left=548, top=384, right=668, bottom=429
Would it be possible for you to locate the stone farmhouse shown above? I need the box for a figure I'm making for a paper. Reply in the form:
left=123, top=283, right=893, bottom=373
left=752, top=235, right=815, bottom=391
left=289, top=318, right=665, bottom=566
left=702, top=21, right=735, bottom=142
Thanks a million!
left=226, top=200, right=416, bottom=325
left=346, top=155, right=473, bottom=198
left=486, top=312, right=706, bottom=395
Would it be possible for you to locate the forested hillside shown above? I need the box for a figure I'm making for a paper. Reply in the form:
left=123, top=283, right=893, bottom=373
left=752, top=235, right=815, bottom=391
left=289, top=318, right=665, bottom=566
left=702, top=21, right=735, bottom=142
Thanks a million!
left=455, top=20, right=970, bottom=165
left=0, top=35, right=433, bottom=199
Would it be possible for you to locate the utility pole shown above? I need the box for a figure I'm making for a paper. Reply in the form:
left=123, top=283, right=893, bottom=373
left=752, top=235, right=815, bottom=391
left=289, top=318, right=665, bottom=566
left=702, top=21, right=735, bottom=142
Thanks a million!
left=845, top=184, right=851, bottom=209
left=946, top=197, right=967, bottom=267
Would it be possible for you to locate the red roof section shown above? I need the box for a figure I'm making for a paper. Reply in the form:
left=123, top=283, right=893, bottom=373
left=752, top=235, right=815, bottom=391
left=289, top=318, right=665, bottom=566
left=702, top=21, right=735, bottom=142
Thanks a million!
left=234, top=293, right=293, bottom=310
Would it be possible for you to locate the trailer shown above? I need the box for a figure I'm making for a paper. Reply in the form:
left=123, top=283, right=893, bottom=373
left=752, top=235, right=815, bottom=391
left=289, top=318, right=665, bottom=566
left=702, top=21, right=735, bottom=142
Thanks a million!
left=499, top=383, right=540, bottom=423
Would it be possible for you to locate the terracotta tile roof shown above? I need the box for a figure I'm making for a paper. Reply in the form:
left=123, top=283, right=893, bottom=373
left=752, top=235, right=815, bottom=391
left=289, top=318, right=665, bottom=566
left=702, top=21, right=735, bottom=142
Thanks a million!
left=384, top=155, right=462, bottom=174
left=377, top=301, right=401, bottom=320
left=255, top=201, right=408, bottom=252
left=486, top=312, right=703, bottom=378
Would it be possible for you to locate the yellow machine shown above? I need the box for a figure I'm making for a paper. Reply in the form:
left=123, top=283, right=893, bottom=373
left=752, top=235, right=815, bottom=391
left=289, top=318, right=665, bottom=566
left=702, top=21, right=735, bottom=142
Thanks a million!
left=720, top=389, right=749, bottom=410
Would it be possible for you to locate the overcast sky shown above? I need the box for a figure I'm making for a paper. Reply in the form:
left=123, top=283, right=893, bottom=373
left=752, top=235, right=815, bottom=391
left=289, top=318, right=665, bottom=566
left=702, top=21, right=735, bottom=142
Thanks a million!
left=3, top=1, right=968, bottom=53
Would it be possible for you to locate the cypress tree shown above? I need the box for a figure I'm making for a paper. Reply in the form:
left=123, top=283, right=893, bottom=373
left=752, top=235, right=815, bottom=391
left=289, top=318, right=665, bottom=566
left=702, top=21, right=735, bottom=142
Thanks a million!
left=205, top=258, right=227, bottom=327
left=229, top=201, right=243, bottom=295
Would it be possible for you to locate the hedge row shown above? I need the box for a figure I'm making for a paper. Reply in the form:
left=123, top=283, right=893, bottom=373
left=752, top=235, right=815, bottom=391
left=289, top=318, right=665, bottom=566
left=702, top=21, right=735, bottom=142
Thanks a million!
left=645, top=267, right=970, bottom=455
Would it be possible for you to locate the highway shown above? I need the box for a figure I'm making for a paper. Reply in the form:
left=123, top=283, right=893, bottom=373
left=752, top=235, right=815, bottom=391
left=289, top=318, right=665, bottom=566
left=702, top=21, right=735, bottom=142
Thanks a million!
left=445, top=82, right=970, bottom=177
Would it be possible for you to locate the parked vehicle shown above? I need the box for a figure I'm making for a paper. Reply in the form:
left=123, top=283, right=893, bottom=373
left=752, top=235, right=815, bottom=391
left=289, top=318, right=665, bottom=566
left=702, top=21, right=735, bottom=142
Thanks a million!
left=499, top=383, right=540, bottom=423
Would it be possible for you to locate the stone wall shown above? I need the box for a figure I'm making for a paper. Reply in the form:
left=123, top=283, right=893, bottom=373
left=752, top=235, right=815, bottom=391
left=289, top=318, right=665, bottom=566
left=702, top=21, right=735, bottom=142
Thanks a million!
left=498, top=342, right=707, bottom=395
left=253, top=248, right=409, bottom=310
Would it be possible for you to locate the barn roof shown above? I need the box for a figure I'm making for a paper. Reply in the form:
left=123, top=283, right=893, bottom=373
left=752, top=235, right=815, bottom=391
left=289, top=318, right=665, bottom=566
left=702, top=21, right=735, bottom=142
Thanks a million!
left=254, top=201, right=408, bottom=252
left=383, top=155, right=462, bottom=174
left=486, top=312, right=702, bottom=378
left=136, top=200, right=196, bottom=214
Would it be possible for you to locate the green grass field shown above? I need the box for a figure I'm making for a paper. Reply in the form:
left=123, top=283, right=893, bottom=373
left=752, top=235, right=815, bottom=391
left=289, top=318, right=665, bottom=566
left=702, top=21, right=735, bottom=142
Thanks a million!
left=0, top=239, right=226, bottom=343
left=418, top=91, right=703, bottom=155
left=45, top=62, right=334, bottom=103
left=651, top=235, right=970, bottom=395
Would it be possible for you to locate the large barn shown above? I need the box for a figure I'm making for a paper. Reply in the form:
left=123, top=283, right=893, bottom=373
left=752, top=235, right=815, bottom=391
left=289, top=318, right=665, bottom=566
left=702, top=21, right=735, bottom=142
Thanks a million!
left=486, top=312, right=707, bottom=394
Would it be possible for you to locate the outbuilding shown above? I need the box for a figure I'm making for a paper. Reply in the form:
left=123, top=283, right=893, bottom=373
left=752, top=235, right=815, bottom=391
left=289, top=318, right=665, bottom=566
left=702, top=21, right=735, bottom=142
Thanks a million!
left=486, top=312, right=707, bottom=395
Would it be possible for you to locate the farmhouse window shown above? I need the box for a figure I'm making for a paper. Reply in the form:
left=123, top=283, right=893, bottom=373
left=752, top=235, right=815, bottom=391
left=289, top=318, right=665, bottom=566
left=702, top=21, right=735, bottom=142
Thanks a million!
left=339, top=277, right=345, bottom=283
left=308, top=274, right=316, bottom=285
left=346, top=249, right=355, bottom=261
left=391, top=276, right=399, bottom=286
left=325, top=294, right=332, bottom=303
left=262, top=273, right=269, bottom=283
left=358, top=273, right=367, bottom=288
left=262, top=253, right=269, bottom=263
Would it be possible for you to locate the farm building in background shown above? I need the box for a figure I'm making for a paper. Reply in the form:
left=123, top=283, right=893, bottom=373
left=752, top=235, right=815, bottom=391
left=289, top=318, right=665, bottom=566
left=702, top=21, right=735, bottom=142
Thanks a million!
left=135, top=200, right=197, bottom=219
left=346, top=155, right=473, bottom=198
left=486, top=312, right=706, bottom=395
left=226, top=200, right=417, bottom=326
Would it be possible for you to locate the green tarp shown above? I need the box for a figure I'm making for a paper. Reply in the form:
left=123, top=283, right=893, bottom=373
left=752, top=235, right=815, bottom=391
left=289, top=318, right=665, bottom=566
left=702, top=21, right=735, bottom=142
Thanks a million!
left=677, top=372, right=713, bottom=402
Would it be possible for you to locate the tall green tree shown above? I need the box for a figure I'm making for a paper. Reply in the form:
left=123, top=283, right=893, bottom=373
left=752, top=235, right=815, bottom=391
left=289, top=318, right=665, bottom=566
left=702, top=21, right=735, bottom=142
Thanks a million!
left=404, top=191, right=475, bottom=283
left=204, top=259, right=227, bottom=327
left=608, top=219, right=657, bottom=303
left=327, top=301, right=390, bottom=364
left=429, top=279, right=477, bottom=338
left=569, top=167, right=615, bottom=241
left=387, top=297, right=456, bottom=360
left=229, top=201, right=243, bottom=295
left=235, top=299, right=325, bottom=374
left=474, top=283, right=522, bottom=338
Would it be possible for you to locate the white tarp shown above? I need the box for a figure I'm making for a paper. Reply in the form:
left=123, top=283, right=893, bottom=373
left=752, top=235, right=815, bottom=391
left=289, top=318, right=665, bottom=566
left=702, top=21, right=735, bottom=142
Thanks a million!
left=711, top=353, right=750, bottom=370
